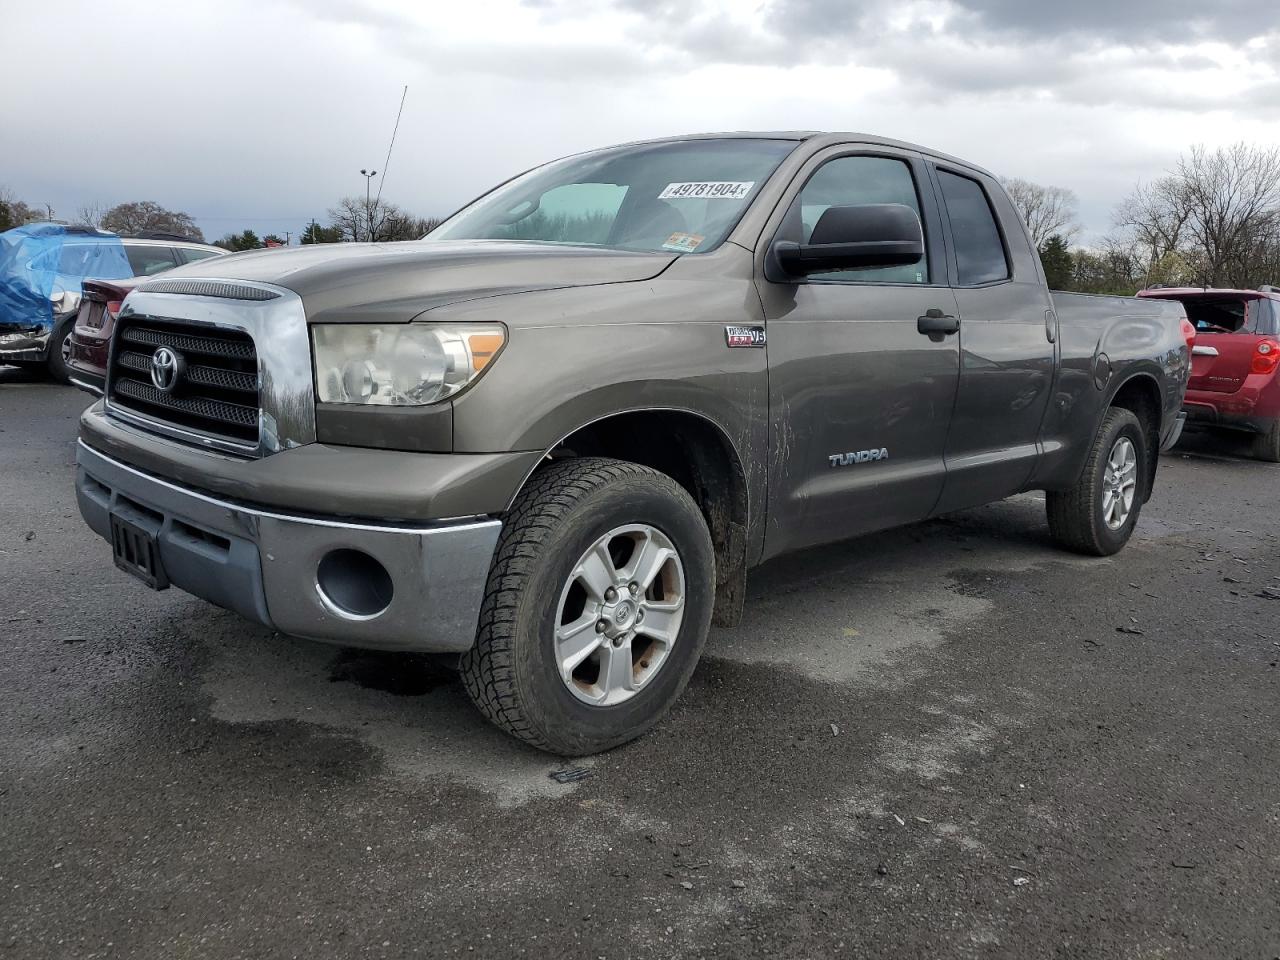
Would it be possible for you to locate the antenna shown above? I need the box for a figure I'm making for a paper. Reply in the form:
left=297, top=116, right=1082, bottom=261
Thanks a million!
left=374, top=85, right=408, bottom=208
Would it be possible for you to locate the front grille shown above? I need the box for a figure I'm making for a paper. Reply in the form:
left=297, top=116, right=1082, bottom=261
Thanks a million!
left=108, top=317, right=260, bottom=447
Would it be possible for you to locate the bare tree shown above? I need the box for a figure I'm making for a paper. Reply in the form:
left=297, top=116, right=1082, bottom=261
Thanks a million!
left=1109, top=143, right=1280, bottom=288
left=328, top=196, right=387, bottom=243
left=1179, top=143, right=1280, bottom=287
left=1110, top=176, right=1196, bottom=287
left=327, top=197, right=439, bottom=242
left=1000, top=177, right=1081, bottom=247
left=74, top=201, right=108, bottom=229
left=1113, top=177, right=1192, bottom=262
left=101, top=201, right=204, bottom=241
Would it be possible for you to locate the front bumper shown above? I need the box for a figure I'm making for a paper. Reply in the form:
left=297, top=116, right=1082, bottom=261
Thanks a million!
left=0, top=326, right=51, bottom=362
left=76, top=441, right=502, bottom=652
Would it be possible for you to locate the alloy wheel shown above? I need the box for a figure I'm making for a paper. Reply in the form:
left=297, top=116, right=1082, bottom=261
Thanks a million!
left=553, top=523, right=686, bottom=706
left=1101, top=436, right=1138, bottom=530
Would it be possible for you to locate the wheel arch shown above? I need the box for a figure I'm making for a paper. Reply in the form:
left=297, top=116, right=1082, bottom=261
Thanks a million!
left=509, top=406, right=752, bottom=627
left=1105, top=371, right=1163, bottom=502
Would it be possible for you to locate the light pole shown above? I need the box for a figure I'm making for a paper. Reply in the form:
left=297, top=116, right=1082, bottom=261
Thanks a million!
left=360, top=168, right=378, bottom=241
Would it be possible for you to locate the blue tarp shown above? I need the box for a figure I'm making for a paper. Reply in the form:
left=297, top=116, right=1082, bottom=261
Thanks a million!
left=0, top=224, right=133, bottom=333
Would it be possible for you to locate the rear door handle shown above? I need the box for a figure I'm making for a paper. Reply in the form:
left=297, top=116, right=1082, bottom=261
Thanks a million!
left=917, top=309, right=960, bottom=341
left=1192, top=345, right=1219, bottom=357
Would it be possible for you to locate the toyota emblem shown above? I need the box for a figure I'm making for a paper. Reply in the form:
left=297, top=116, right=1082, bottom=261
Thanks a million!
left=150, top=347, right=184, bottom=393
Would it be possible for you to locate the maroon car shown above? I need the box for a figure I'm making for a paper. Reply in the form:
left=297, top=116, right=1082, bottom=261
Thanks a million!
left=66, top=277, right=141, bottom=394
left=1138, top=286, right=1280, bottom=461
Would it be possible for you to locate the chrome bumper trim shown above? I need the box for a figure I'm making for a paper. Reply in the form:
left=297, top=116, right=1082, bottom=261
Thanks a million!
left=68, top=376, right=104, bottom=397
left=75, top=441, right=501, bottom=652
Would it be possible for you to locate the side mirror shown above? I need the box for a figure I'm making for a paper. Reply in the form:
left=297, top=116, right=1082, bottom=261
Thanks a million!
left=774, top=203, right=924, bottom=277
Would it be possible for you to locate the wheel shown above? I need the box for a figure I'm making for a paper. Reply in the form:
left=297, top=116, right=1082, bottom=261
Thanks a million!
left=1251, top=419, right=1280, bottom=463
left=46, top=317, right=74, bottom=383
left=1046, top=408, right=1147, bottom=556
left=460, top=457, right=715, bottom=755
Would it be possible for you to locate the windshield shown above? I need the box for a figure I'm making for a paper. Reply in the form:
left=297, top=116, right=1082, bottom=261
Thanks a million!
left=429, top=138, right=798, bottom=255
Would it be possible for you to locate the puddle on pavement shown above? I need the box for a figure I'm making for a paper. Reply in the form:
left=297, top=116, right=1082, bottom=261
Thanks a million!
left=202, top=633, right=590, bottom=807
left=328, top=650, right=454, bottom=697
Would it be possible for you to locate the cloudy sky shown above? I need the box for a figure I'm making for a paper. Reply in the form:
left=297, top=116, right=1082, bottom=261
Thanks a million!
left=5, top=0, right=1279, bottom=243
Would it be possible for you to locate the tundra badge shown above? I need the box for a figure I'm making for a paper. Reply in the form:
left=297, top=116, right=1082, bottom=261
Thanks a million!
left=829, top=448, right=889, bottom=467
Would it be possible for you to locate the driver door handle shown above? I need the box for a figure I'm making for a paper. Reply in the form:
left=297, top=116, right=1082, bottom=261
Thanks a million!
left=917, top=309, right=960, bottom=340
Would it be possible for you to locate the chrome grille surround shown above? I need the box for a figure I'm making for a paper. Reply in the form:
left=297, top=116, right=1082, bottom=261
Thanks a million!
left=104, top=281, right=315, bottom=458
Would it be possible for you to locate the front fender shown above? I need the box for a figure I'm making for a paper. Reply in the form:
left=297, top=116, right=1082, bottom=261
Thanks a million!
left=452, top=321, right=765, bottom=455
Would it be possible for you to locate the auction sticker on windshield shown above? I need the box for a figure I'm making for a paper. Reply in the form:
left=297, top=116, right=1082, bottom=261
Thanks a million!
left=658, top=181, right=755, bottom=200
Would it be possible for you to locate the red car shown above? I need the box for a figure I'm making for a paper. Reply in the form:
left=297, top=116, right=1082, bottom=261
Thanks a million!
left=66, top=277, right=142, bottom=395
left=1137, top=286, right=1280, bottom=461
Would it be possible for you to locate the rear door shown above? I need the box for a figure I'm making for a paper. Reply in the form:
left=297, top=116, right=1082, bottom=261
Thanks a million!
left=757, top=145, right=961, bottom=558
left=1183, top=295, right=1275, bottom=394
left=929, top=165, right=1056, bottom=514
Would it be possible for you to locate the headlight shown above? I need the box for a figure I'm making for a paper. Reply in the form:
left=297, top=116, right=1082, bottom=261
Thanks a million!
left=312, top=323, right=506, bottom=406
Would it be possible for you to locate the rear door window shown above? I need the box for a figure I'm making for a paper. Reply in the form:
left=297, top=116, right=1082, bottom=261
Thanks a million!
left=178, top=247, right=222, bottom=264
left=124, top=244, right=180, bottom=276
left=937, top=170, right=1010, bottom=285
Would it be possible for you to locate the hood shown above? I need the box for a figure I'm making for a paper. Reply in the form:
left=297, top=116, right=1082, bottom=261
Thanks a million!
left=155, top=239, right=678, bottom=324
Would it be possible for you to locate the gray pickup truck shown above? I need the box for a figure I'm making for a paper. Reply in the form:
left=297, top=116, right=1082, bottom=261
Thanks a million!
left=75, top=132, right=1190, bottom=754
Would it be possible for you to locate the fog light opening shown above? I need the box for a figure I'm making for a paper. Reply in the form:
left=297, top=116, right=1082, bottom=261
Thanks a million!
left=315, top=549, right=394, bottom=620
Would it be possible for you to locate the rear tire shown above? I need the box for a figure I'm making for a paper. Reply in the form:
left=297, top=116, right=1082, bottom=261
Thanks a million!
left=1251, top=419, right=1280, bottom=463
left=460, top=457, right=715, bottom=755
left=1047, top=408, right=1147, bottom=556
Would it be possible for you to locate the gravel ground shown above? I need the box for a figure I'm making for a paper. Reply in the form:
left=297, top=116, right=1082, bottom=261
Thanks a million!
left=2, top=368, right=1277, bottom=959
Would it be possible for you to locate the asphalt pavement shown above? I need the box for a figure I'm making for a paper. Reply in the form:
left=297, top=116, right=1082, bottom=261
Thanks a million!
left=2, top=367, right=1277, bottom=959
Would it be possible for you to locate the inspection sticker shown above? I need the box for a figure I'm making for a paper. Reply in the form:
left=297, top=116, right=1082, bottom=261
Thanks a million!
left=724, top=325, right=767, bottom=348
left=659, top=181, right=755, bottom=200
left=662, top=232, right=705, bottom=253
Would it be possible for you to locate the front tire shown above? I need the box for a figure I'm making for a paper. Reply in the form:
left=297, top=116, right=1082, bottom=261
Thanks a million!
left=460, top=457, right=715, bottom=755
left=1047, top=408, right=1147, bottom=556
left=46, top=317, right=74, bottom=383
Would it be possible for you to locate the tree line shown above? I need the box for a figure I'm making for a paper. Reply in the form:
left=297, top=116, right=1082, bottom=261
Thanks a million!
left=1004, top=142, right=1280, bottom=294
left=0, top=192, right=443, bottom=251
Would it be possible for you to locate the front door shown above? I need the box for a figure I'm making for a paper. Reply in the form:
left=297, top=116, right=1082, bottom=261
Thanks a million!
left=757, top=149, right=961, bottom=559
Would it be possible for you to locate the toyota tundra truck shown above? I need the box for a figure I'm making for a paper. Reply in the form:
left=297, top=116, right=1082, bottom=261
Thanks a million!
left=74, top=133, right=1191, bottom=755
